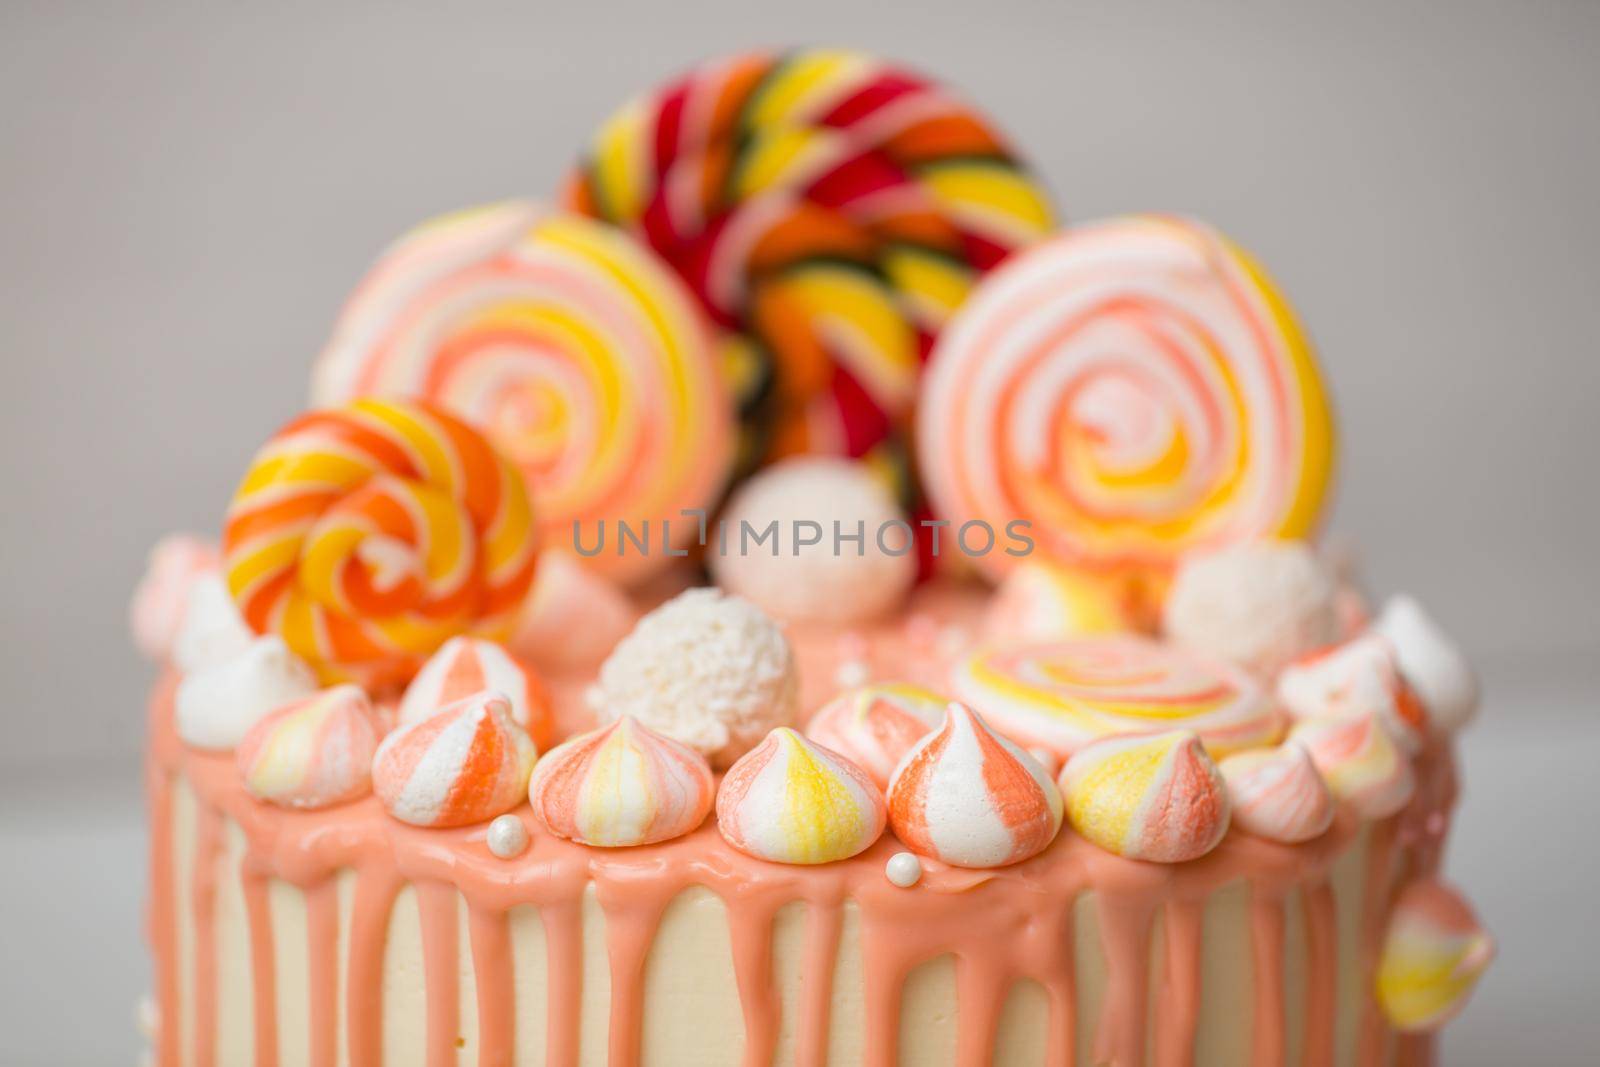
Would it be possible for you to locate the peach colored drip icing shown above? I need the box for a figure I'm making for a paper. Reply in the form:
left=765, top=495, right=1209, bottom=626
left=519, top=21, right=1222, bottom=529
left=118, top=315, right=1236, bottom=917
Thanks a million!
left=1300, top=881, right=1339, bottom=1067
left=1155, top=900, right=1203, bottom=1067
left=418, top=881, right=463, bottom=1066
left=240, top=865, right=280, bottom=1067
left=147, top=583, right=1460, bottom=1067
left=145, top=761, right=180, bottom=1067
left=304, top=880, right=340, bottom=1067
left=1248, top=892, right=1286, bottom=1067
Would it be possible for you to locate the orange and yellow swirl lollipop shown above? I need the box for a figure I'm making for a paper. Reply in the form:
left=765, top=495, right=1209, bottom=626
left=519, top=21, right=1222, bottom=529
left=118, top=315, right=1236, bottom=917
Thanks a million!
left=311, top=202, right=731, bottom=584
left=918, top=215, right=1335, bottom=581
left=223, top=398, right=537, bottom=685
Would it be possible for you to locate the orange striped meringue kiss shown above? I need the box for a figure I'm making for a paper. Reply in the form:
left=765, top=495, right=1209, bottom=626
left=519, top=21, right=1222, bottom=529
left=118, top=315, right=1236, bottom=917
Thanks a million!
left=1059, top=731, right=1230, bottom=863
left=1373, top=595, right=1481, bottom=735
left=235, top=685, right=380, bottom=810
left=528, top=717, right=714, bottom=847
left=1277, top=632, right=1428, bottom=752
left=372, top=692, right=537, bottom=828
left=717, top=728, right=886, bottom=865
left=804, top=683, right=946, bottom=790
left=399, top=635, right=554, bottom=750
left=887, top=702, right=1063, bottom=869
left=1217, top=743, right=1335, bottom=844
left=1376, top=878, right=1495, bottom=1032
left=1287, top=712, right=1415, bottom=819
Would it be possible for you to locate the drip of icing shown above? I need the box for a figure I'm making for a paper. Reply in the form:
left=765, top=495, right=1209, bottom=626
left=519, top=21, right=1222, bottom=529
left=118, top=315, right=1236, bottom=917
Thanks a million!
left=147, top=638, right=1458, bottom=1066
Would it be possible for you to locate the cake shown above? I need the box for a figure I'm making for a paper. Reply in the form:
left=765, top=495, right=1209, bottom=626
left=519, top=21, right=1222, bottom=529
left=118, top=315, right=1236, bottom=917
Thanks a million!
left=133, top=47, right=1491, bottom=1067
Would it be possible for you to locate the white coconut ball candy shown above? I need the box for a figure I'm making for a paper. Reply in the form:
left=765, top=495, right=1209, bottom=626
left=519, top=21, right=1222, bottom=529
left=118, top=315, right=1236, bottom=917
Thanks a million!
left=591, top=588, right=799, bottom=768
left=710, top=457, right=916, bottom=625
left=1374, top=596, right=1480, bottom=734
left=1163, top=540, right=1340, bottom=679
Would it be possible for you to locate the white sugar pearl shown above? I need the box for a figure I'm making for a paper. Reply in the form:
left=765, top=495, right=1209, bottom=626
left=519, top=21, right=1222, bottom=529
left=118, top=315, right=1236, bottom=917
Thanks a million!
left=834, top=658, right=872, bottom=689
left=486, top=814, right=530, bottom=859
left=885, top=851, right=922, bottom=888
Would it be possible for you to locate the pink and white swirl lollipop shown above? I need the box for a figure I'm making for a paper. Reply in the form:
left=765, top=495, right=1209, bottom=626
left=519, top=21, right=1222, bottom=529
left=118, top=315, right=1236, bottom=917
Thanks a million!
left=918, top=215, right=1335, bottom=582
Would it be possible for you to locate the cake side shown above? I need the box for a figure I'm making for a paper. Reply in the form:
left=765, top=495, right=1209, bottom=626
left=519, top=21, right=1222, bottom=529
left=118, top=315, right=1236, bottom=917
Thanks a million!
left=146, top=650, right=1460, bottom=1067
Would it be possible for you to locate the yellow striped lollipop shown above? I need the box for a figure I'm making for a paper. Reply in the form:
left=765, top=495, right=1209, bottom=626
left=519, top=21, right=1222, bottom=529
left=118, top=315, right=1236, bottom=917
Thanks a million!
left=311, top=203, right=732, bottom=584
left=223, top=398, right=537, bottom=685
left=919, top=215, right=1335, bottom=583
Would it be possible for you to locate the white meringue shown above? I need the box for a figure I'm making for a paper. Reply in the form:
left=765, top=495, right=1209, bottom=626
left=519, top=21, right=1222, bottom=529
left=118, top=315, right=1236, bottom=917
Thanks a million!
left=172, top=573, right=256, bottom=675
left=1277, top=633, right=1429, bottom=752
left=174, top=636, right=319, bottom=750
left=1374, top=596, right=1479, bottom=734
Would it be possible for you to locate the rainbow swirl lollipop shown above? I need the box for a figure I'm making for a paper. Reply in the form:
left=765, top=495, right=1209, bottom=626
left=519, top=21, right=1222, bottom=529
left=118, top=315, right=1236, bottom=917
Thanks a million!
left=567, top=48, right=1055, bottom=470
left=223, top=398, right=537, bottom=684
left=952, top=635, right=1281, bottom=761
left=918, top=215, right=1335, bottom=580
left=311, top=202, right=732, bottom=584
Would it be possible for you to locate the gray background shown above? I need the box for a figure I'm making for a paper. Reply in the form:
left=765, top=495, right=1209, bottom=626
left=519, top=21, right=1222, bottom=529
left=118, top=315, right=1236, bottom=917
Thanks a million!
left=2, top=1, right=1596, bottom=1062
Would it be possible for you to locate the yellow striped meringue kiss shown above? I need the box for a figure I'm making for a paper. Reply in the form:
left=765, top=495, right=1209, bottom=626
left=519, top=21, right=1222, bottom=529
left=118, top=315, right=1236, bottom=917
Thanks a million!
left=235, top=685, right=380, bottom=810
left=1217, top=743, right=1335, bottom=844
left=716, top=728, right=886, bottom=865
left=1376, top=878, right=1495, bottom=1032
left=1059, top=730, right=1230, bottom=863
left=528, top=717, right=715, bottom=847
left=804, top=683, right=946, bottom=790
left=1287, top=712, right=1414, bottom=819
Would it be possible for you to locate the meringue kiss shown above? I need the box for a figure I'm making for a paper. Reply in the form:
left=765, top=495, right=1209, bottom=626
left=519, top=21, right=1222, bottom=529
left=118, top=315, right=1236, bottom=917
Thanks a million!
left=529, top=716, right=714, bottom=847
left=1059, top=730, right=1230, bottom=863
left=887, top=702, right=1063, bottom=869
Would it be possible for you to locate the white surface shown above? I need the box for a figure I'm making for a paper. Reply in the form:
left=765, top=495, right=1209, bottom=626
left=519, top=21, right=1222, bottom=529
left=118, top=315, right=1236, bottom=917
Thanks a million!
left=0, top=661, right=1594, bottom=1062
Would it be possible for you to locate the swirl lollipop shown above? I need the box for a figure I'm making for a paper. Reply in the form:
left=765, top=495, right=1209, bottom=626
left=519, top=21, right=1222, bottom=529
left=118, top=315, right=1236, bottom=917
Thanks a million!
left=567, top=48, right=1055, bottom=470
left=222, top=398, right=537, bottom=684
left=311, top=203, right=732, bottom=584
left=952, top=635, right=1281, bottom=761
left=918, top=215, right=1335, bottom=581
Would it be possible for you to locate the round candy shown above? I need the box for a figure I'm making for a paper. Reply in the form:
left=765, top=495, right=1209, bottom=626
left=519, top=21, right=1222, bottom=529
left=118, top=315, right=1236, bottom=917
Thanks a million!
left=952, top=636, right=1281, bottom=761
left=222, top=398, right=537, bottom=685
left=918, top=215, right=1335, bottom=581
left=567, top=48, right=1055, bottom=470
left=311, top=203, right=731, bottom=584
